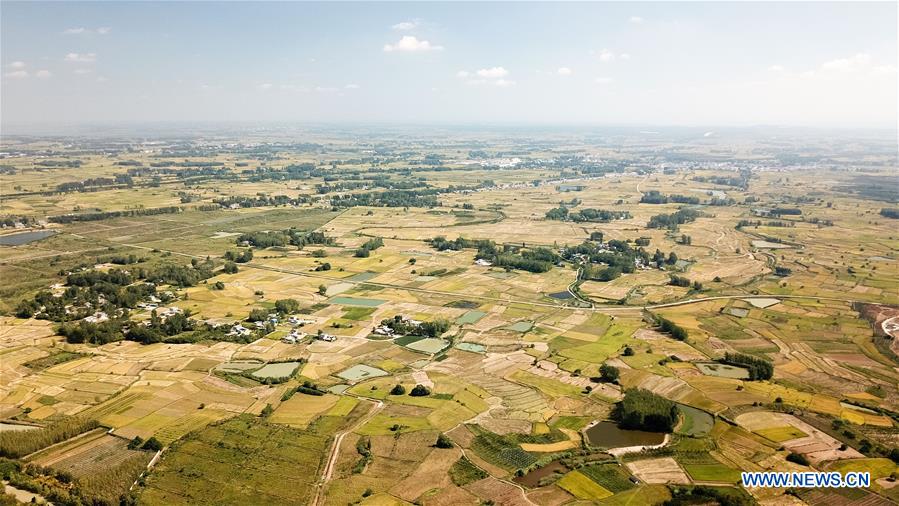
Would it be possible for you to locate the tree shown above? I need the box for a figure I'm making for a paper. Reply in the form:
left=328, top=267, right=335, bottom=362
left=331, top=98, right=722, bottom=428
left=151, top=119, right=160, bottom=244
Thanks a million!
left=409, top=384, right=431, bottom=397
left=142, top=437, right=163, bottom=451
left=260, top=404, right=274, bottom=418
left=599, top=364, right=620, bottom=383
left=786, top=452, right=809, bottom=466
left=614, top=388, right=679, bottom=432
left=622, top=346, right=635, bottom=356
left=274, top=298, right=300, bottom=315
left=127, top=436, right=144, bottom=450
left=247, top=308, right=269, bottom=322
left=318, top=284, right=328, bottom=296
left=390, top=384, right=406, bottom=395
left=435, top=433, right=453, bottom=449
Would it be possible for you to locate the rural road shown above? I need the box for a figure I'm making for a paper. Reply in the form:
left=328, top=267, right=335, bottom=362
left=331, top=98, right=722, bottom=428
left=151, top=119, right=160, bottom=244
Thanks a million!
left=312, top=397, right=384, bottom=506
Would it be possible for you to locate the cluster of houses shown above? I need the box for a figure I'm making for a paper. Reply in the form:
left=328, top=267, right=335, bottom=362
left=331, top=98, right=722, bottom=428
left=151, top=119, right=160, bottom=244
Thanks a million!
left=372, top=315, right=422, bottom=337
left=226, top=313, right=337, bottom=344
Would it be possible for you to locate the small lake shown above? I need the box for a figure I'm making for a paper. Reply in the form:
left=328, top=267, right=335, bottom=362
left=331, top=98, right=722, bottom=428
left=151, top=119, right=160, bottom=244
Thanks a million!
left=548, top=291, right=573, bottom=300
left=514, top=461, right=568, bottom=488
left=0, top=230, right=57, bottom=246
left=584, top=421, right=666, bottom=448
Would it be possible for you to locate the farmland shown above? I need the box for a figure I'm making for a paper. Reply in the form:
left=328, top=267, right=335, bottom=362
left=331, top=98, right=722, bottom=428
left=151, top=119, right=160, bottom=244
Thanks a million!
left=0, top=125, right=897, bottom=506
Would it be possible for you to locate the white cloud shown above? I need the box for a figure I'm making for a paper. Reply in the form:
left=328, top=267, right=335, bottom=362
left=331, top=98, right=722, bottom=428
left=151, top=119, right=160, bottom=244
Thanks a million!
left=257, top=83, right=273, bottom=90
left=96, top=76, right=108, bottom=83
left=557, top=67, right=572, bottom=76
left=821, top=53, right=871, bottom=72
left=619, top=53, right=631, bottom=60
left=4, top=70, right=28, bottom=79
left=74, top=68, right=92, bottom=75
left=63, top=27, right=110, bottom=35
left=595, top=77, right=613, bottom=84
left=35, top=70, right=52, bottom=79
left=767, top=65, right=784, bottom=72
left=629, top=16, right=644, bottom=24
left=279, top=84, right=309, bottom=92
left=344, top=83, right=360, bottom=89
left=315, top=86, right=338, bottom=93
left=476, top=66, right=508, bottom=78
left=494, top=79, right=516, bottom=87
left=598, top=49, right=615, bottom=62
left=871, top=65, right=897, bottom=76
left=383, top=35, right=443, bottom=52
left=456, top=70, right=470, bottom=78
left=64, top=52, right=97, bottom=63
left=9, top=61, right=26, bottom=69
left=392, top=20, right=418, bottom=31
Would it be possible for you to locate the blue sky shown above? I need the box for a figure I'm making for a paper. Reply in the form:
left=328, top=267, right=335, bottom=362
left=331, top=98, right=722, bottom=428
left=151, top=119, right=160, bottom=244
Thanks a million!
left=2, top=2, right=896, bottom=127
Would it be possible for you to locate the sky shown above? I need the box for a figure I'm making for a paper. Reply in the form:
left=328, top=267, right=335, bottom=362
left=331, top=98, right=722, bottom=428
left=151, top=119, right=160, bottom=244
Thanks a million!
left=1, top=1, right=897, bottom=129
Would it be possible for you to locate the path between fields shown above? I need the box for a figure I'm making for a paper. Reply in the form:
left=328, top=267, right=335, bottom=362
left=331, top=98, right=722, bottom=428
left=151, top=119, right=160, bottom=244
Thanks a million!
left=313, top=397, right=384, bottom=506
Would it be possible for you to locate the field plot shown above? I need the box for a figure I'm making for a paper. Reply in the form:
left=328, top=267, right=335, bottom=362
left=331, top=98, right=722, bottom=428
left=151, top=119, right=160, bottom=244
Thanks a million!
left=626, top=457, right=691, bottom=484
left=556, top=470, right=613, bottom=500
left=735, top=411, right=864, bottom=464
left=138, top=414, right=336, bottom=505
left=29, top=431, right=151, bottom=478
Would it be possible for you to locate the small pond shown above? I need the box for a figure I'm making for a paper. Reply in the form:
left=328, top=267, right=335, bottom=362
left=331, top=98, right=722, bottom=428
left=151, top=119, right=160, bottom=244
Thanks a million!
left=0, top=230, right=57, bottom=246
left=548, top=291, right=573, bottom=300
left=514, top=461, right=569, bottom=488
left=584, top=421, right=667, bottom=448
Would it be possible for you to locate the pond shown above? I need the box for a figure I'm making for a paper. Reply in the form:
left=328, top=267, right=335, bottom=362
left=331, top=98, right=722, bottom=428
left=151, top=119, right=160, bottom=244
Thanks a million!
left=584, top=421, right=666, bottom=448
left=840, top=401, right=878, bottom=414
left=0, top=230, right=57, bottom=246
left=455, top=342, right=486, bottom=353
left=347, top=271, right=379, bottom=282
left=506, top=321, right=534, bottom=332
left=744, top=298, right=780, bottom=309
left=695, top=362, right=750, bottom=379
left=405, top=338, right=449, bottom=354
left=676, top=404, right=714, bottom=437
left=456, top=310, right=487, bottom=324
left=337, top=364, right=389, bottom=382
left=548, top=291, right=573, bottom=300
left=514, top=461, right=569, bottom=488
left=251, top=362, right=300, bottom=379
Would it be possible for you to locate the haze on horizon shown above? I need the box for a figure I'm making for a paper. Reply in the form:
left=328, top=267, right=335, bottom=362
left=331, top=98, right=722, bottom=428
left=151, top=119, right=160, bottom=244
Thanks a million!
left=1, top=1, right=897, bottom=131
